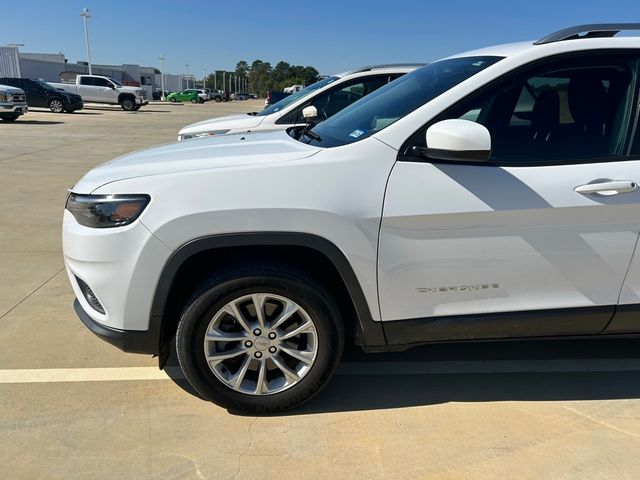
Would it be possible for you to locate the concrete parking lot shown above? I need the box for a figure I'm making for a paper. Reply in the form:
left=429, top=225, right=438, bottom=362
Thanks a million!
left=2, top=101, right=640, bottom=480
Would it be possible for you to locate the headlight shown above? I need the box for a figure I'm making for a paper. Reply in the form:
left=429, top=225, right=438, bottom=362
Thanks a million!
left=65, top=194, right=150, bottom=228
left=178, top=130, right=231, bottom=141
left=0, top=92, right=7, bottom=102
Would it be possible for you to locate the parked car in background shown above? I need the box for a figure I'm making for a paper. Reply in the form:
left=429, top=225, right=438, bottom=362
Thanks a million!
left=64, top=25, right=640, bottom=414
left=178, top=64, right=423, bottom=141
left=0, top=78, right=83, bottom=113
left=264, top=90, right=290, bottom=108
left=196, top=90, right=210, bottom=102
left=283, top=84, right=304, bottom=93
left=152, top=90, right=170, bottom=100
left=49, top=75, right=148, bottom=111
left=209, top=89, right=224, bottom=102
left=234, top=92, right=250, bottom=100
left=166, top=90, right=204, bottom=103
left=0, top=83, right=28, bottom=121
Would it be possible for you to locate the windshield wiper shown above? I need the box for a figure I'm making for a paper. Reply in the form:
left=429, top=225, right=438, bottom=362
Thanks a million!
left=246, top=112, right=258, bottom=116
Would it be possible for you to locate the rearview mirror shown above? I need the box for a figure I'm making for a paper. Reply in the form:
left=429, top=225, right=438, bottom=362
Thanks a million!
left=425, top=119, right=491, bottom=162
left=302, top=105, right=318, bottom=120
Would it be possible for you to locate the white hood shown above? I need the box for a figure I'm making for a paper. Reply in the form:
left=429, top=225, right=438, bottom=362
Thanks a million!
left=178, top=113, right=267, bottom=139
left=72, top=130, right=320, bottom=193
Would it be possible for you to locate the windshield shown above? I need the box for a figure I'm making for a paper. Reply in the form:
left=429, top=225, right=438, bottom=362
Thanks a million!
left=34, top=80, right=59, bottom=92
left=107, top=77, right=123, bottom=87
left=301, top=56, right=503, bottom=147
left=257, top=76, right=339, bottom=116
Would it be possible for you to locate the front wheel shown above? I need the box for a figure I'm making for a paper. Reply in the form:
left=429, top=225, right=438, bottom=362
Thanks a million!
left=214, top=97, right=222, bottom=103
left=169, top=97, right=177, bottom=102
left=191, top=98, right=198, bottom=104
left=49, top=98, right=65, bottom=113
left=120, top=97, right=136, bottom=111
left=175, top=264, right=344, bottom=414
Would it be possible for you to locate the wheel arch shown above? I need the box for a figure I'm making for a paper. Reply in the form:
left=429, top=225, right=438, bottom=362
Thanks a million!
left=118, top=92, right=135, bottom=103
left=152, top=232, right=386, bottom=367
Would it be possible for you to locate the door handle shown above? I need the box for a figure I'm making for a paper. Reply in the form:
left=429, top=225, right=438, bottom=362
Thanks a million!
left=575, top=180, right=638, bottom=196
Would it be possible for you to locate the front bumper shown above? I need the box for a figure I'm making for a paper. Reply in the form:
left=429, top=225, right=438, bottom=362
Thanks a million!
left=74, top=299, right=160, bottom=354
left=1, top=104, right=27, bottom=114
left=135, top=97, right=149, bottom=105
left=63, top=209, right=171, bottom=332
left=67, top=99, right=84, bottom=110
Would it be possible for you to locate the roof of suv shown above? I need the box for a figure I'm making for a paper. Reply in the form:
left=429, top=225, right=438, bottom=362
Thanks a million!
left=451, top=23, right=640, bottom=60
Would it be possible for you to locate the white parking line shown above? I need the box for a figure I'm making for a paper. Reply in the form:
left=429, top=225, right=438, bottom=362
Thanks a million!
left=0, top=359, right=638, bottom=384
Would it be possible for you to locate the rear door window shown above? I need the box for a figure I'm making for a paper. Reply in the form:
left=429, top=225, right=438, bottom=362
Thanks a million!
left=79, top=77, right=95, bottom=86
left=93, top=78, right=111, bottom=87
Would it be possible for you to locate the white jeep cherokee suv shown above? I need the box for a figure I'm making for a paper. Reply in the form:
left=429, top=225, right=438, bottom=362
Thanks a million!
left=64, top=24, right=640, bottom=413
left=176, top=64, right=423, bottom=141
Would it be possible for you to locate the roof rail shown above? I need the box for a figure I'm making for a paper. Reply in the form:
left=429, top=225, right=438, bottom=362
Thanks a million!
left=534, top=23, right=640, bottom=45
left=348, top=63, right=427, bottom=74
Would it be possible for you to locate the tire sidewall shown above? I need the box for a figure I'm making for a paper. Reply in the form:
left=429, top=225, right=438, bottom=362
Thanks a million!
left=176, top=274, right=343, bottom=413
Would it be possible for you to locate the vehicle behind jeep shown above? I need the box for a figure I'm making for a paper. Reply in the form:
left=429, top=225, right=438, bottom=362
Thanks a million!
left=0, top=83, right=28, bottom=121
left=49, top=74, right=148, bottom=111
left=0, top=78, right=83, bottom=113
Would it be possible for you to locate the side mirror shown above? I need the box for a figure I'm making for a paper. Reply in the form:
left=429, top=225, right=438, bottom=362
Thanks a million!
left=425, top=119, right=491, bottom=162
left=302, top=105, right=318, bottom=121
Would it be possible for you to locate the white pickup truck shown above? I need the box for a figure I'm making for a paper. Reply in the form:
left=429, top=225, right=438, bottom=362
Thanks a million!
left=49, top=75, right=148, bottom=111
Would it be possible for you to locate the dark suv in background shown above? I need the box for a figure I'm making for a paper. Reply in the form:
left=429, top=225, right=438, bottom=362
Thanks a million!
left=0, top=78, right=83, bottom=113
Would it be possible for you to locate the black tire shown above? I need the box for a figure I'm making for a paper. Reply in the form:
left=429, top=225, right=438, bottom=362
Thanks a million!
left=214, top=97, right=222, bottom=103
left=120, top=96, right=136, bottom=111
left=191, top=98, right=198, bottom=103
left=1, top=114, right=19, bottom=122
left=132, top=105, right=141, bottom=111
left=49, top=98, right=65, bottom=113
left=170, top=97, right=177, bottom=102
left=175, top=263, right=344, bottom=414
left=198, top=98, right=204, bottom=104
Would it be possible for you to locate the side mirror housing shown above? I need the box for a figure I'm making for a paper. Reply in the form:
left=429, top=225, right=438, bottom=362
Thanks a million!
left=425, top=119, right=491, bottom=162
left=302, top=105, right=318, bottom=121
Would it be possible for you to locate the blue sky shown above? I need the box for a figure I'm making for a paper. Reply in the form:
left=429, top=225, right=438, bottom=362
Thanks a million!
left=2, top=0, right=640, bottom=76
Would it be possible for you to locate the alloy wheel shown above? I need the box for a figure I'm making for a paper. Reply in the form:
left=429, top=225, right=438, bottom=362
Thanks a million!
left=203, top=293, right=318, bottom=395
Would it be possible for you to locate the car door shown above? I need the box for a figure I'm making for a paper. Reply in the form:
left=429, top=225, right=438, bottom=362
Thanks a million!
left=77, top=76, right=97, bottom=102
left=92, top=77, right=116, bottom=103
left=30, top=82, right=48, bottom=108
left=378, top=51, right=640, bottom=341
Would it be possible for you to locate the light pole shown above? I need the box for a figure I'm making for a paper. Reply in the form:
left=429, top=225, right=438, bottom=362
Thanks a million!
left=80, top=8, right=92, bottom=75
left=159, top=54, right=166, bottom=100
left=223, top=71, right=226, bottom=92
left=184, top=63, right=190, bottom=89
left=202, top=67, right=206, bottom=90
left=214, top=71, right=217, bottom=90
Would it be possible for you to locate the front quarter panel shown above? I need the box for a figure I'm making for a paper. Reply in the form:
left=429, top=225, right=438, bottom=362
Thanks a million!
left=91, top=137, right=399, bottom=321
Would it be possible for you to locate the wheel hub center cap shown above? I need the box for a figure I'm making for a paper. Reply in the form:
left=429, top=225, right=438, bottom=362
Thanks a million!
left=254, top=337, right=270, bottom=351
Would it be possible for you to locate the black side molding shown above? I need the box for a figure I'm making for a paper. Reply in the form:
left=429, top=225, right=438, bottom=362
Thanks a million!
left=150, top=232, right=386, bottom=355
left=383, top=305, right=615, bottom=347
left=74, top=299, right=160, bottom=355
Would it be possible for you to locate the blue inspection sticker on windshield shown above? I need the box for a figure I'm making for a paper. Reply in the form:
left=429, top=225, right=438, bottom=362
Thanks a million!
left=349, top=129, right=365, bottom=139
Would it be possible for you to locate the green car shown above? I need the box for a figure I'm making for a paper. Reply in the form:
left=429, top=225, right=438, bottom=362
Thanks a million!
left=166, top=89, right=203, bottom=103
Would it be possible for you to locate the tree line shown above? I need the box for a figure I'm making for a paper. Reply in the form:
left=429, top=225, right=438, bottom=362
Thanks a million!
left=205, top=60, right=321, bottom=97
